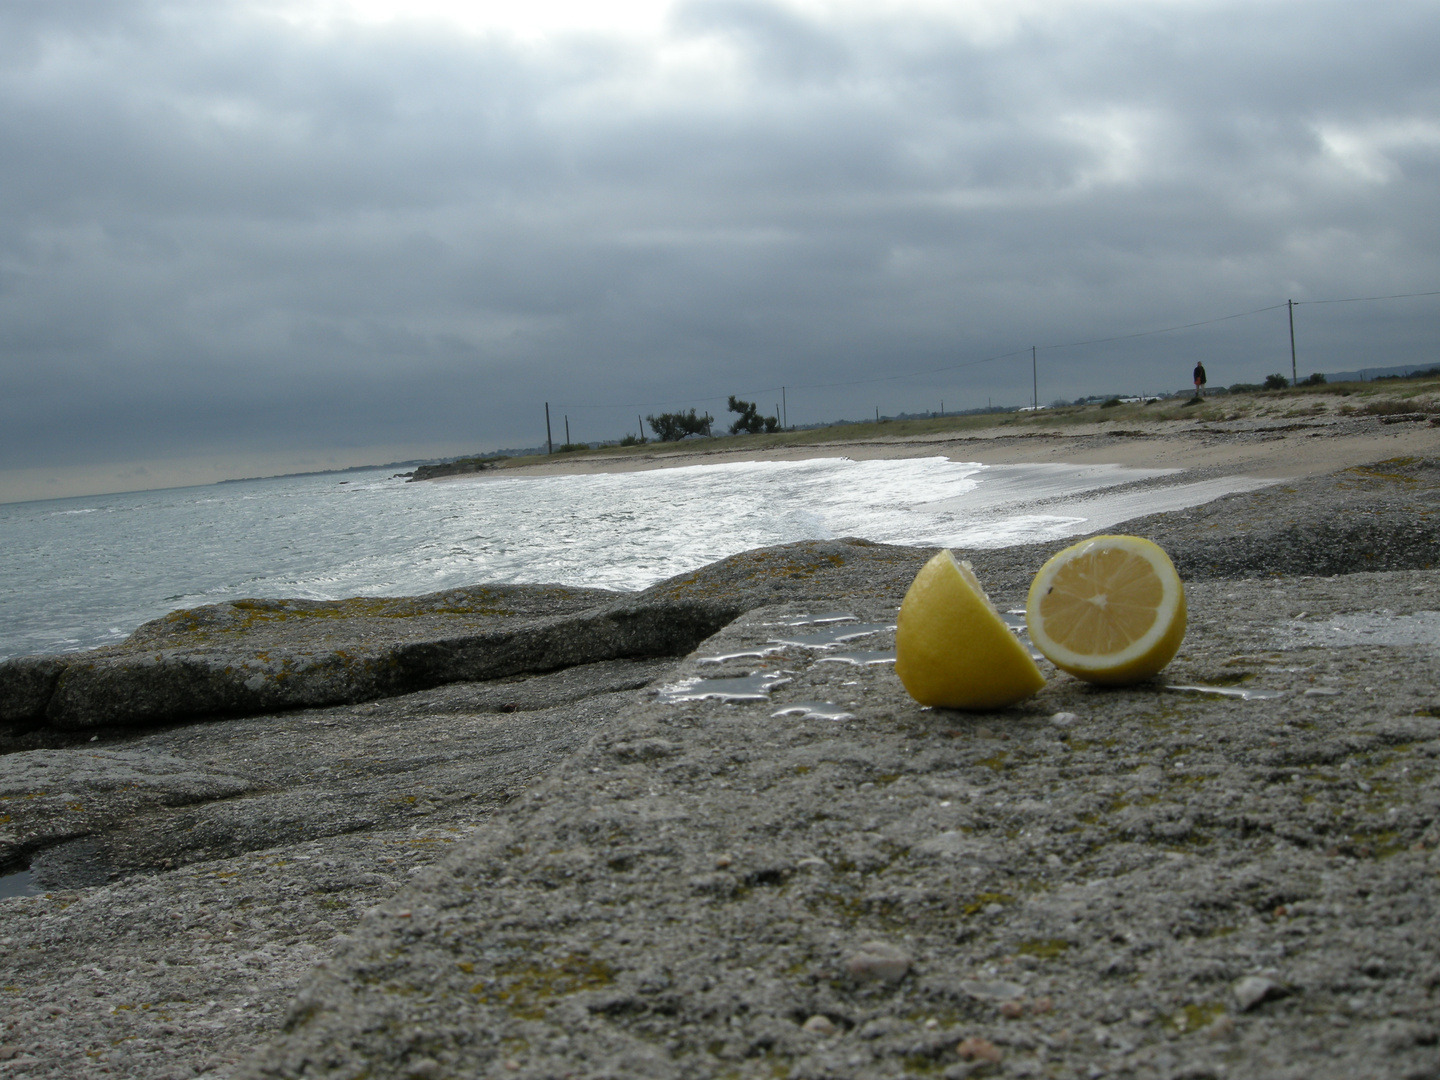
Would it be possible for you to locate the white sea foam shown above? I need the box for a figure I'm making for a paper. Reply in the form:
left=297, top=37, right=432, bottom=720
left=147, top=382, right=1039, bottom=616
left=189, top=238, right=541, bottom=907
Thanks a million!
left=0, top=457, right=1274, bottom=660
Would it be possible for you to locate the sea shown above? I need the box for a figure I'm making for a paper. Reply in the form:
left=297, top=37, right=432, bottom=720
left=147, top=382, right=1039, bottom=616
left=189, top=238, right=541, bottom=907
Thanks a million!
left=0, top=456, right=1272, bottom=662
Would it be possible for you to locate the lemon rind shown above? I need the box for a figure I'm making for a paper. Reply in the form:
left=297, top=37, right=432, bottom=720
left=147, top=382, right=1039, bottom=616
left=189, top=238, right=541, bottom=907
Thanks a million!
left=895, top=550, right=1046, bottom=710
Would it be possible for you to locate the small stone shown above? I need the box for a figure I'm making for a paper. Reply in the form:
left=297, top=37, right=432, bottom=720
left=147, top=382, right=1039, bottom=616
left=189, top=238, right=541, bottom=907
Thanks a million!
left=1233, top=975, right=1286, bottom=1011
left=1031, top=997, right=1054, bottom=1015
left=1050, top=712, right=1079, bottom=727
left=999, top=1001, right=1025, bottom=1019
left=960, top=979, right=1025, bottom=1002
left=956, top=1037, right=1002, bottom=1063
left=403, top=1059, right=442, bottom=1079
left=714, top=855, right=732, bottom=869
left=924, top=1018, right=940, bottom=1030
left=802, top=1014, right=837, bottom=1035
left=845, top=940, right=912, bottom=982
left=503, top=1061, right=521, bottom=1072
left=858, top=1018, right=899, bottom=1040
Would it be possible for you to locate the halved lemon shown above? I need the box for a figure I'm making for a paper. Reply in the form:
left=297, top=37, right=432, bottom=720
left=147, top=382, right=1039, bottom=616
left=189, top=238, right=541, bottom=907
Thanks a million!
left=1025, top=535, right=1186, bottom=685
left=894, top=551, right=1046, bottom=710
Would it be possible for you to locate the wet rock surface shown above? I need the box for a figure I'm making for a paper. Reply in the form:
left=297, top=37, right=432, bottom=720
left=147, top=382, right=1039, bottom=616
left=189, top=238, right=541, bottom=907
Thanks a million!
left=1, top=455, right=1438, bottom=1079
left=0, top=542, right=926, bottom=733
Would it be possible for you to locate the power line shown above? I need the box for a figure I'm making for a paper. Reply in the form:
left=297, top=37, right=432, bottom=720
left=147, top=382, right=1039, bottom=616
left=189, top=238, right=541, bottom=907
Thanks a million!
left=1036, top=303, right=1287, bottom=352
left=1297, top=288, right=1440, bottom=306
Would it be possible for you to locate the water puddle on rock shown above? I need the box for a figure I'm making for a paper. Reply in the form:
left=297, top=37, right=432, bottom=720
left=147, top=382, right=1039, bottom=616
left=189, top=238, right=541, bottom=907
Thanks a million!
left=775, top=611, right=861, bottom=626
left=772, top=701, right=857, bottom=721
left=1163, top=683, right=1286, bottom=701
left=816, top=650, right=897, bottom=666
left=658, top=673, right=793, bottom=703
left=768, top=623, right=893, bottom=648
left=1275, top=611, right=1440, bottom=650
left=696, top=646, right=785, bottom=664
left=0, top=867, right=39, bottom=900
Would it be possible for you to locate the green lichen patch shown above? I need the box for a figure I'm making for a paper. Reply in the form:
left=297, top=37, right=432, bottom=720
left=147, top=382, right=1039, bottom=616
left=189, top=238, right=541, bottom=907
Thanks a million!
left=1016, top=938, right=1071, bottom=959
left=1164, top=1001, right=1226, bottom=1034
left=962, top=892, right=1015, bottom=917
left=470, top=952, right=615, bottom=1019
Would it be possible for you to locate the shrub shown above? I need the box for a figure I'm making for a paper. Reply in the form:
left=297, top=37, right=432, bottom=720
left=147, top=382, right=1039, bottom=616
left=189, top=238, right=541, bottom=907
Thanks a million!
left=1228, top=383, right=1261, bottom=393
left=727, top=396, right=780, bottom=435
left=1302, top=372, right=1327, bottom=386
left=619, top=433, right=647, bottom=446
left=1263, top=374, right=1290, bottom=390
left=1357, top=398, right=1434, bottom=416
left=1101, top=397, right=1123, bottom=408
left=646, top=409, right=714, bottom=442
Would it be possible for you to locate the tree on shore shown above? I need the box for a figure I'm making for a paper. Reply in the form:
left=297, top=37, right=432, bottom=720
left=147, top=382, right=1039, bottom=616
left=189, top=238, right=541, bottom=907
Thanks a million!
left=727, top=396, right=780, bottom=434
left=645, top=409, right=714, bottom=442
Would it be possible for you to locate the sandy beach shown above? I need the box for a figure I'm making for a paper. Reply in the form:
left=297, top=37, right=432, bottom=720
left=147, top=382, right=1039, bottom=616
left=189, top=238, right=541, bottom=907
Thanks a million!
left=475, top=408, right=1440, bottom=483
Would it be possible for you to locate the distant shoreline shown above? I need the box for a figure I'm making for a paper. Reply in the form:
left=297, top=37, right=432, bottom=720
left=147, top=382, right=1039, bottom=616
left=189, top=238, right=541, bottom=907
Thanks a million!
left=430, top=410, right=1439, bottom=485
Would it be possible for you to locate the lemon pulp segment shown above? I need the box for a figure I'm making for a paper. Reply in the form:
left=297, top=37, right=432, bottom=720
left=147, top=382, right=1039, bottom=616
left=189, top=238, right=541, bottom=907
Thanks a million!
left=894, top=550, right=1046, bottom=710
left=1025, top=535, right=1186, bottom=685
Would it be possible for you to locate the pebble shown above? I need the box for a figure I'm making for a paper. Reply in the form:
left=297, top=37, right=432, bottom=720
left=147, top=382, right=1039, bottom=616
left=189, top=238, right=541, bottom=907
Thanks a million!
left=845, top=941, right=912, bottom=982
left=402, top=1059, right=442, bottom=1079
left=802, top=1014, right=837, bottom=1035
left=956, top=1037, right=1002, bottom=1063
left=1050, top=712, right=1079, bottom=727
left=999, top=1001, right=1025, bottom=1019
left=1233, top=975, right=1285, bottom=1011
left=960, top=979, right=1025, bottom=1002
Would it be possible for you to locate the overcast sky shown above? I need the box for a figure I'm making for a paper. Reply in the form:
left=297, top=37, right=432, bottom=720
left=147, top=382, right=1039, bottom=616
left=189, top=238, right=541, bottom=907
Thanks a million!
left=2, top=0, right=1437, bottom=501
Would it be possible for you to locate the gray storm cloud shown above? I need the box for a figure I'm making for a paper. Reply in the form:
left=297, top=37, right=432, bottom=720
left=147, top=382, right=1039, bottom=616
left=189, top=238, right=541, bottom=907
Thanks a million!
left=1, top=0, right=1437, bottom=498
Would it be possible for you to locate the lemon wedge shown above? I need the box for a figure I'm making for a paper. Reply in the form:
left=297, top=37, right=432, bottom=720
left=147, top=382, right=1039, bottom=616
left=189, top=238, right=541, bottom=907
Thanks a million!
left=1025, top=535, right=1186, bottom=685
left=894, top=551, right=1047, bottom=710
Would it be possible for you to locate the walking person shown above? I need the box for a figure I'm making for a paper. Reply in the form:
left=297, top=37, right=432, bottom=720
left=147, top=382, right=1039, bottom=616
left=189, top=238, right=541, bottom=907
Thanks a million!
left=1193, top=361, right=1207, bottom=399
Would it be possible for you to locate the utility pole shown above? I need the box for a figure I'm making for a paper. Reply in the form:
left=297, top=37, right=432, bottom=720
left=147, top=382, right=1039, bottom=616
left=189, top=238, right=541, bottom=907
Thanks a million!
left=638, top=414, right=645, bottom=440
left=1288, top=299, right=1297, bottom=386
left=564, top=416, right=570, bottom=446
left=545, top=402, right=553, bottom=455
left=782, top=386, right=787, bottom=429
left=1032, top=346, right=1038, bottom=410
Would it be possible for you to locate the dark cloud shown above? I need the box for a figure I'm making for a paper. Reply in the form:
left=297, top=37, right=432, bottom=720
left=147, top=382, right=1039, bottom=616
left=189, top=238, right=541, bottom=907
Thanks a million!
left=2, top=0, right=1438, bottom=495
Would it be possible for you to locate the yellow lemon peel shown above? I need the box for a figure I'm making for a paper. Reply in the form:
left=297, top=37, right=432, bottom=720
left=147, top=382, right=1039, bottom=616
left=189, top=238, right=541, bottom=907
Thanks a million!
left=894, top=551, right=1046, bottom=710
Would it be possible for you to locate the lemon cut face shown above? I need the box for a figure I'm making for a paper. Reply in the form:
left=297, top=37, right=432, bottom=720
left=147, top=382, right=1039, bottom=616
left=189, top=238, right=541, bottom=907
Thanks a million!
left=1025, top=535, right=1186, bottom=685
left=895, top=550, right=1046, bottom=710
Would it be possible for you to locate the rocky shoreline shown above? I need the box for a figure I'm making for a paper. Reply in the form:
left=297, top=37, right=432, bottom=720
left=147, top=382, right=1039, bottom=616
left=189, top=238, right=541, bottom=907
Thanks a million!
left=2, top=456, right=1438, bottom=1079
